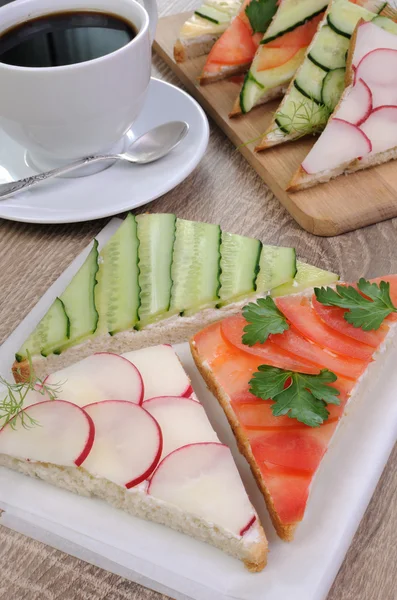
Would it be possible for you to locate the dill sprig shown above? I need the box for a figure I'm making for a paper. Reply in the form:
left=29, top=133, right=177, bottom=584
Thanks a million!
left=240, top=97, right=331, bottom=148
left=0, top=353, right=62, bottom=430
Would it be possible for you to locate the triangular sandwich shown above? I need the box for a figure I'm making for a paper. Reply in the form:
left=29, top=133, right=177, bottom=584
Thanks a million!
left=191, top=276, right=397, bottom=540
left=230, top=0, right=327, bottom=117
left=288, top=18, right=397, bottom=190
left=13, top=213, right=338, bottom=384
left=199, top=0, right=278, bottom=84
left=1, top=345, right=268, bottom=570
left=174, top=0, right=243, bottom=62
left=255, top=0, right=391, bottom=151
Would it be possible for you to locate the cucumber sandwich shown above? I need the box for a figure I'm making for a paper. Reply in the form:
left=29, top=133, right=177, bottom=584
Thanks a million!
left=14, top=214, right=338, bottom=382
left=255, top=0, right=392, bottom=151
left=174, top=0, right=243, bottom=62
left=230, top=0, right=328, bottom=117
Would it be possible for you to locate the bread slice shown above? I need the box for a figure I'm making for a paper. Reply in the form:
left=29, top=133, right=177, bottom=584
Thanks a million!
left=254, top=0, right=394, bottom=152
left=190, top=277, right=397, bottom=540
left=288, top=18, right=397, bottom=191
left=2, top=346, right=268, bottom=570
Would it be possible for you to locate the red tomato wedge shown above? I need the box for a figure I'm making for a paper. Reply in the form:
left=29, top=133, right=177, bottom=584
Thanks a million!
left=312, top=296, right=389, bottom=347
left=247, top=421, right=338, bottom=474
left=221, top=315, right=320, bottom=374
left=270, top=326, right=366, bottom=380
left=204, top=12, right=257, bottom=69
left=259, top=462, right=312, bottom=524
left=265, top=12, right=324, bottom=49
left=276, top=295, right=374, bottom=360
left=256, top=46, right=300, bottom=71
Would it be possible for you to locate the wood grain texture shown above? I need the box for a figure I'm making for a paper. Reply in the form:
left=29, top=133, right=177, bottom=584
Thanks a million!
left=154, top=13, right=397, bottom=237
left=0, top=0, right=396, bottom=599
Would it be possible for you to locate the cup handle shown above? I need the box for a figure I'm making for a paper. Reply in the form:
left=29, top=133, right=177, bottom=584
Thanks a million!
left=142, top=0, right=158, bottom=43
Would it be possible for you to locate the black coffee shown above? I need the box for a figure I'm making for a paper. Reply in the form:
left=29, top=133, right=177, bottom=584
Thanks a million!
left=0, top=11, right=136, bottom=67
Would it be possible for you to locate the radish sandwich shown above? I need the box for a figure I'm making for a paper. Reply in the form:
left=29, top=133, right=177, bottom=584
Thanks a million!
left=288, top=18, right=397, bottom=189
left=0, top=345, right=268, bottom=570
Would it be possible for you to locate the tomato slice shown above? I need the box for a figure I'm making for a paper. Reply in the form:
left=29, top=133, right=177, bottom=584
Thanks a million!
left=247, top=421, right=338, bottom=474
left=220, top=315, right=320, bottom=374
left=260, top=462, right=312, bottom=524
left=312, top=295, right=389, bottom=347
left=256, top=45, right=300, bottom=71
left=234, top=399, right=342, bottom=429
left=205, top=13, right=257, bottom=68
left=270, top=325, right=366, bottom=380
left=265, top=12, right=324, bottom=49
left=276, top=295, right=374, bottom=360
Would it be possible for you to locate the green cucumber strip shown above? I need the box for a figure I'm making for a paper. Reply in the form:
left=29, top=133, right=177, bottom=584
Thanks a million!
left=59, top=240, right=99, bottom=349
left=240, top=71, right=264, bottom=114
left=327, top=1, right=376, bottom=39
left=275, top=86, right=329, bottom=134
left=294, top=59, right=327, bottom=104
left=256, top=246, right=297, bottom=292
left=308, top=25, right=350, bottom=71
left=271, top=261, right=339, bottom=296
left=169, top=219, right=221, bottom=315
left=372, top=15, right=397, bottom=34
left=321, top=67, right=346, bottom=111
left=95, top=214, right=140, bottom=336
left=195, top=10, right=220, bottom=24
left=218, top=232, right=262, bottom=305
left=261, top=0, right=327, bottom=45
left=15, top=298, right=70, bottom=362
left=136, top=213, right=176, bottom=327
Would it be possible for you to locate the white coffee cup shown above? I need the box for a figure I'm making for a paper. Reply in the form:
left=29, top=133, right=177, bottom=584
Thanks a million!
left=0, top=0, right=157, bottom=169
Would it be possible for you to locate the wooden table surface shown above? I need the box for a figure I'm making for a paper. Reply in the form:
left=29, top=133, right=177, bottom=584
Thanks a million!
left=0, top=1, right=396, bottom=598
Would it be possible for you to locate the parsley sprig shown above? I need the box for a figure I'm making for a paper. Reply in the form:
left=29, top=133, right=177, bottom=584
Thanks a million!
left=250, top=366, right=340, bottom=427
left=315, top=278, right=397, bottom=331
left=245, top=0, right=277, bottom=34
left=242, top=297, right=289, bottom=346
left=0, top=354, right=61, bottom=429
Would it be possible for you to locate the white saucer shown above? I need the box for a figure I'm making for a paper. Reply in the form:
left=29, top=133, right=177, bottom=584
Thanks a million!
left=0, top=78, right=209, bottom=224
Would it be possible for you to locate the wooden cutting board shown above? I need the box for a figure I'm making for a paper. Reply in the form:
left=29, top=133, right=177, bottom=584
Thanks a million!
left=154, top=13, right=397, bottom=237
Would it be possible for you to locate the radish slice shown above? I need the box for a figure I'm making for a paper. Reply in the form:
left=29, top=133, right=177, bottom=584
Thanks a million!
left=45, top=353, right=143, bottom=407
left=301, top=119, right=372, bottom=175
left=352, top=21, right=397, bottom=68
left=83, top=401, right=162, bottom=488
left=148, top=443, right=256, bottom=537
left=335, top=79, right=372, bottom=126
left=360, top=106, right=397, bottom=154
left=356, top=48, right=397, bottom=108
left=0, top=400, right=94, bottom=467
left=122, top=345, right=192, bottom=400
left=143, top=396, right=218, bottom=459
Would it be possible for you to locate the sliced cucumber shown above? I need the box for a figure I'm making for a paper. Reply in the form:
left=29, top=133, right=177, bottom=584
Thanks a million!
left=321, top=67, right=346, bottom=111
left=262, top=0, right=327, bottom=45
left=256, top=246, right=297, bottom=292
left=240, top=72, right=264, bottom=114
left=95, top=214, right=140, bottom=336
left=366, top=0, right=387, bottom=13
left=195, top=5, right=231, bottom=24
left=372, top=15, right=397, bottom=34
left=15, top=298, right=70, bottom=362
left=308, top=25, right=350, bottom=71
left=59, top=240, right=99, bottom=349
left=327, top=1, right=375, bottom=39
left=136, top=213, right=176, bottom=327
left=275, top=86, right=329, bottom=134
left=206, top=0, right=243, bottom=15
left=240, top=47, right=306, bottom=114
left=169, top=219, right=221, bottom=316
left=218, top=232, right=261, bottom=305
left=294, top=59, right=327, bottom=104
left=271, top=261, right=339, bottom=297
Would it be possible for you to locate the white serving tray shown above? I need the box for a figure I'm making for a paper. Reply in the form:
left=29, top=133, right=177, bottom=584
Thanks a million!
left=1, top=218, right=396, bottom=600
